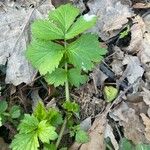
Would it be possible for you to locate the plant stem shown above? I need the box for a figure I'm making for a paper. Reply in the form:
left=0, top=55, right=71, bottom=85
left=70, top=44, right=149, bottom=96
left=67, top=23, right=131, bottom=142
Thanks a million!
left=56, top=117, right=67, bottom=149
left=55, top=39, right=70, bottom=148
left=65, top=62, right=70, bottom=101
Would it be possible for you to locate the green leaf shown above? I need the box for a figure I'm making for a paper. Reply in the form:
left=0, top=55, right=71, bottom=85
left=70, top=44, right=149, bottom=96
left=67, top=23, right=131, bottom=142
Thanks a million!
left=119, top=138, right=133, bottom=150
left=9, top=105, right=21, bottom=119
left=44, top=144, right=57, bottom=150
left=135, top=144, right=150, bottom=150
left=119, top=25, right=130, bottom=39
left=104, top=86, right=118, bottom=102
left=68, top=68, right=87, bottom=87
left=38, top=120, right=58, bottom=143
left=63, top=101, right=79, bottom=113
left=67, top=33, right=107, bottom=71
left=49, top=4, right=80, bottom=33
left=10, top=132, right=39, bottom=150
left=45, top=68, right=67, bottom=87
left=33, top=101, right=47, bottom=121
left=18, top=114, right=39, bottom=134
left=66, top=14, right=97, bottom=39
left=26, top=39, right=64, bottom=75
left=32, top=20, right=64, bottom=40
left=0, top=100, right=8, bottom=114
left=0, top=116, right=2, bottom=127
left=60, top=148, right=68, bottom=150
left=75, top=130, right=89, bottom=143
left=46, top=108, right=63, bottom=126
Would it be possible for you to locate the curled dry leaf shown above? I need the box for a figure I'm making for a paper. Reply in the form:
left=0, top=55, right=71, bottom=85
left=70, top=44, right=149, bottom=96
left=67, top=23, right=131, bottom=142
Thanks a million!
left=87, top=0, right=134, bottom=41
left=123, top=16, right=145, bottom=53
left=0, top=0, right=54, bottom=85
left=109, top=102, right=148, bottom=144
left=70, top=110, right=108, bottom=150
left=141, top=113, right=150, bottom=142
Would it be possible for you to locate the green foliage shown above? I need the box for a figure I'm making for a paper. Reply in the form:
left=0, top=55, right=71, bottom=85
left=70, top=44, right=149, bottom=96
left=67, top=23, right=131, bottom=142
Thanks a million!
left=10, top=105, right=21, bottom=119
left=63, top=101, right=79, bottom=113
left=11, top=102, right=62, bottom=150
left=26, top=39, right=64, bottom=75
left=44, top=143, right=57, bottom=150
left=23, top=3, right=106, bottom=149
left=104, top=86, right=118, bottom=102
left=75, top=130, right=89, bottom=143
left=119, top=25, right=130, bottom=39
left=33, top=101, right=47, bottom=121
left=70, top=125, right=89, bottom=143
left=0, top=100, right=21, bottom=126
left=0, top=100, right=8, bottom=113
left=119, top=138, right=133, bottom=150
left=27, top=3, right=106, bottom=87
left=33, top=101, right=63, bottom=126
left=119, top=138, right=150, bottom=150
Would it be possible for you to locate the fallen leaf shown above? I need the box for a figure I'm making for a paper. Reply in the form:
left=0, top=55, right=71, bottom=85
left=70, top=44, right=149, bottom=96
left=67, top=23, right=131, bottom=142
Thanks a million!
left=141, top=113, right=150, bottom=142
left=133, top=2, right=150, bottom=9
left=87, top=0, right=134, bottom=41
left=0, top=0, right=54, bottom=85
left=123, top=16, right=145, bottom=52
left=109, top=102, right=148, bottom=144
left=80, top=117, right=92, bottom=132
left=104, top=124, right=119, bottom=150
left=122, top=55, right=144, bottom=85
left=70, top=110, right=108, bottom=150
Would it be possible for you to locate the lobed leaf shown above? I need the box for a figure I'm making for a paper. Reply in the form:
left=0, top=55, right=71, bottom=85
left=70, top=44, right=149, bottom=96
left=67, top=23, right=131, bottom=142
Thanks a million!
left=63, top=101, right=79, bottom=113
left=49, top=4, right=80, bottom=33
left=32, top=20, right=64, bottom=40
left=75, top=130, right=89, bottom=143
left=45, top=68, right=67, bottom=87
left=66, top=14, right=97, bottom=39
left=38, top=120, right=58, bottom=143
left=10, top=105, right=21, bottom=119
left=0, top=100, right=8, bottom=114
left=18, top=114, right=39, bottom=134
left=33, top=101, right=47, bottom=121
left=26, top=39, right=64, bottom=75
left=10, top=132, right=39, bottom=150
left=67, top=33, right=107, bottom=71
left=68, top=68, right=87, bottom=87
left=45, top=68, right=87, bottom=87
left=46, top=109, right=63, bottom=127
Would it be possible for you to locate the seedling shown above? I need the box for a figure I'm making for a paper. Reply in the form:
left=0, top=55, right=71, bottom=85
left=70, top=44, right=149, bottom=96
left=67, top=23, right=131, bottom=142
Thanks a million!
left=11, top=4, right=106, bottom=150
left=0, top=100, right=21, bottom=126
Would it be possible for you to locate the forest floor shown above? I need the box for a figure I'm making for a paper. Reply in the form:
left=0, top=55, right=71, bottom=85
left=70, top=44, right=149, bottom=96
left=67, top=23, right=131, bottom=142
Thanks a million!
left=0, top=0, right=150, bottom=149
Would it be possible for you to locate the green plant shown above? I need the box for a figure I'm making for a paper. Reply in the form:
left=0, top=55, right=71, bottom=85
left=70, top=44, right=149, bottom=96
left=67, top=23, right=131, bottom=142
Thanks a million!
left=11, top=3, right=106, bottom=150
left=0, top=100, right=21, bottom=127
left=119, top=25, right=130, bottom=39
left=119, top=138, right=150, bottom=150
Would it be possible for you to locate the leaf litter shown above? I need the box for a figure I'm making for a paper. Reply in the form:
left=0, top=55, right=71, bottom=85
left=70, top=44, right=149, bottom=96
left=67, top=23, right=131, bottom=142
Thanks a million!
left=1, top=0, right=150, bottom=149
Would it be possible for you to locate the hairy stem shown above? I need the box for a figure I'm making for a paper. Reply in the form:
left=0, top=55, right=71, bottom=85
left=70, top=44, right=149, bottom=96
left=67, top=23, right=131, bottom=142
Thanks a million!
left=56, top=39, right=69, bottom=148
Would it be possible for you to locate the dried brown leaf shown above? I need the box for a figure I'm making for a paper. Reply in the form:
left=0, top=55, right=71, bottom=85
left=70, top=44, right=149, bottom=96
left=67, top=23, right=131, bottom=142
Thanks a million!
left=87, top=0, right=134, bottom=40
left=110, top=102, right=148, bottom=144
left=141, top=113, right=150, bottom=142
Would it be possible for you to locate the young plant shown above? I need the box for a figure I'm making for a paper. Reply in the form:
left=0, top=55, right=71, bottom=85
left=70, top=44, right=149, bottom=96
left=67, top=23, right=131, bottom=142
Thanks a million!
left=10, top=3, right=107, bottom=150
left=0, top=100, right=21, bottom=127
